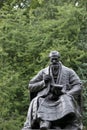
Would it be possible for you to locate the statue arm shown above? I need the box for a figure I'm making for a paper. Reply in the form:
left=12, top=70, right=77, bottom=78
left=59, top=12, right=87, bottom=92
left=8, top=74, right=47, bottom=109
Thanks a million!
left=67, top=69, right=82, bottom=97
left=67, top=84, right=82, bottom=97
left=28, top=70, right=45, bottom=92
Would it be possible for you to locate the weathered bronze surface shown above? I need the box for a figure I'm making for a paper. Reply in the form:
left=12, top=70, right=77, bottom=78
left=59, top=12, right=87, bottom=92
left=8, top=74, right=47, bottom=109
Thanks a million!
left=22, top=51, right=83, bottom=130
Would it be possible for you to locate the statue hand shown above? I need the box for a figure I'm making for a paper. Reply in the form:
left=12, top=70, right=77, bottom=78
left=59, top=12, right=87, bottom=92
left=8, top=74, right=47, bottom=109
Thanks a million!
left=44, top=75, right=51, bottom=84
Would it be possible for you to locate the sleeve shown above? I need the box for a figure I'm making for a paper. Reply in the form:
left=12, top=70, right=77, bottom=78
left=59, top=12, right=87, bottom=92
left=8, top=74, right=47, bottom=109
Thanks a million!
left=67, top=69, right=82, bottom=97
left=28, top=70, right=45, bottom=92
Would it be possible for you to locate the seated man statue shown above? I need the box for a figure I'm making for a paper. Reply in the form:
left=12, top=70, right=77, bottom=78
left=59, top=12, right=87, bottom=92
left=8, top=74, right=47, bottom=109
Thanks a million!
left=22, top=51, right=83, bottom=130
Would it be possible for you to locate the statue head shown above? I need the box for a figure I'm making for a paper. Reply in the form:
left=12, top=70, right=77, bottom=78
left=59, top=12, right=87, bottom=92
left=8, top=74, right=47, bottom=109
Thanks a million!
left=49, top=51, right=60, bottom=65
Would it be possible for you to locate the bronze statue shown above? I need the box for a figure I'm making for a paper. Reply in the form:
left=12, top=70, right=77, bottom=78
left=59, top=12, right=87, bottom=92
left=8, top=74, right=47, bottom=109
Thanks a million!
left=22, top=51, right=83, bottom=130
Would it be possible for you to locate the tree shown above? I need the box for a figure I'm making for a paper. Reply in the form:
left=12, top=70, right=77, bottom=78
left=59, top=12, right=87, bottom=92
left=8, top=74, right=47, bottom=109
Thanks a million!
left=0, top=0, right=87, bottom=129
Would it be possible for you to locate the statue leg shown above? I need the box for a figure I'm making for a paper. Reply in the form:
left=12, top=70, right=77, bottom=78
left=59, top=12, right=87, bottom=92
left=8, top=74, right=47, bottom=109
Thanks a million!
left=40, top=120, right=51, bottom=130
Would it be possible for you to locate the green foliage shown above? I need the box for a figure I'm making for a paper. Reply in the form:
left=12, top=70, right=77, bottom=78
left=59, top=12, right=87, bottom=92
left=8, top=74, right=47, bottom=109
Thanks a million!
left=0, top=0, right=87, bottom=129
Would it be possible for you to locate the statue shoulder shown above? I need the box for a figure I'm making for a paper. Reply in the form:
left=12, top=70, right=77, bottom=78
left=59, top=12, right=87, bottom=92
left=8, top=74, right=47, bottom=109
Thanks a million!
left=62, top=65, right=77, bottom=75
left=41, top=66, right=49, bottom=75
left=62, top=65, right=72, bottom=72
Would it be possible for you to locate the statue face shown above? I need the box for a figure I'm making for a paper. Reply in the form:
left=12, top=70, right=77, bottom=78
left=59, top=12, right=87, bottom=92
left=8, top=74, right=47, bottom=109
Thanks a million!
left=50, top=56, right=59, bottom=65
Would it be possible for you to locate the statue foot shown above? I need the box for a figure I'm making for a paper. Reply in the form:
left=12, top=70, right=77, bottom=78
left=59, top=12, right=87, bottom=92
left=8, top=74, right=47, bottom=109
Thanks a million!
left=40, top=120, right=51, bottom=130
left=40, top=126, right=48, bottom=130
left=22, top=127, right=32, bottom=130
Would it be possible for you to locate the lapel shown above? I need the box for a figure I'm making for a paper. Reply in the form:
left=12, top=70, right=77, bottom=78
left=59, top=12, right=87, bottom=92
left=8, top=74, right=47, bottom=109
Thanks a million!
left=56, top=62, right=62, bottom=84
